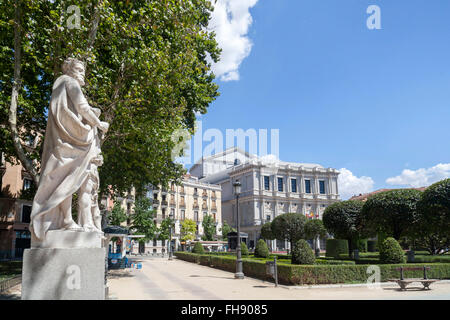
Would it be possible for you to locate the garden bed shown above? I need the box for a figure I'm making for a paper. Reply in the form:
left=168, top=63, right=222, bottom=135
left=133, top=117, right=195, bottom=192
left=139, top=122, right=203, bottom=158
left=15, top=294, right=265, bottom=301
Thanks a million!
left=175, top=252, right=450, bottom=285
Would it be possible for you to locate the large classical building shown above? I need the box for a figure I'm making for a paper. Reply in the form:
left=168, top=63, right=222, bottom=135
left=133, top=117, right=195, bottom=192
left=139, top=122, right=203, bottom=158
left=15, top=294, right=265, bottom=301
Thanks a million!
left=139, top=174, right=222, bottom=254
left=190, top=148, right=340, bottom=251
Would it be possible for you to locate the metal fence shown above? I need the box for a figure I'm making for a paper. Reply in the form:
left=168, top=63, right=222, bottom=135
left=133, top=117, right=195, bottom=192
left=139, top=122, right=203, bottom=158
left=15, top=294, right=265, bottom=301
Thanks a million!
left=0, top=275, right=21, bottom=293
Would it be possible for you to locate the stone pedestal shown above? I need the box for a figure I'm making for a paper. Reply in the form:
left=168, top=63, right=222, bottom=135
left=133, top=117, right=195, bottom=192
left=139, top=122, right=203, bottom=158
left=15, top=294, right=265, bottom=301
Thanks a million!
left=32, top=230, right=104, bottom=249
left=22, top=248, right=105, bottom=300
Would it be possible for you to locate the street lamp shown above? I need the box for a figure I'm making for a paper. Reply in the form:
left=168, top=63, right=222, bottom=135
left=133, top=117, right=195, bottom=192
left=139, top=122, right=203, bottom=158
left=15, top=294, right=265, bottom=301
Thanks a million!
left=233, top=180, right=244, bottom=279
left=169, top=211, right=174, bottom=260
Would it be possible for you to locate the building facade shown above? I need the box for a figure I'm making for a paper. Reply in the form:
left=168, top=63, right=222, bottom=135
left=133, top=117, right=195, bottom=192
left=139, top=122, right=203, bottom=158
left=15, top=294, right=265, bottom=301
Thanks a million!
left=135, top=175, right=222, bottom=254
left=191, top=148, right=340, bottom=251
left=0, top=153, right=34, bottom=259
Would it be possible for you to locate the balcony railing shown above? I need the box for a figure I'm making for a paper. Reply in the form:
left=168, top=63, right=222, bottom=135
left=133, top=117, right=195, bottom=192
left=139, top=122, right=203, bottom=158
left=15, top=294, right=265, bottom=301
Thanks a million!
left=179, top=202, right=186, bottom=208
left=202, top=203, right=207, bottom=210
left=202, top=191, right=207, bottom=197
left=161, top=200, right=168, bottom=207
left=152, top=199, right=160, bottom=206
left=193, top=203, right=199, bottom=209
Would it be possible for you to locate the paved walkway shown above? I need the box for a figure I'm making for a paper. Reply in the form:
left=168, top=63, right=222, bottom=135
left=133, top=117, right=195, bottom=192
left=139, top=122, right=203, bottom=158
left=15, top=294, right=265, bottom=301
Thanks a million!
left=107, top=257, right=450, bottom=300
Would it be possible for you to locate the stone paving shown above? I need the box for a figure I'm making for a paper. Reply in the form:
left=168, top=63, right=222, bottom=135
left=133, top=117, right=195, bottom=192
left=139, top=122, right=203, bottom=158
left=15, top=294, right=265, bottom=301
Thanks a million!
left=107, top=257, right=450, bottom=300
left=2, top=257, right=449, bottom=300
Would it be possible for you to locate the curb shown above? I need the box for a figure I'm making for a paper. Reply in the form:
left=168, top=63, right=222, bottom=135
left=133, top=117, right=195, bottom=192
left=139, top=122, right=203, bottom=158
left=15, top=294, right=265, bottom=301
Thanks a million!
left=278, top=279, right=450, bottom=290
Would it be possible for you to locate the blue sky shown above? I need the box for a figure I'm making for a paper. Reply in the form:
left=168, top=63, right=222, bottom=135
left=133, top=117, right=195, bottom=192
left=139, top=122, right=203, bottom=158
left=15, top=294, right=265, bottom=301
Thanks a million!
left=186, top=0, right=450, bottom=199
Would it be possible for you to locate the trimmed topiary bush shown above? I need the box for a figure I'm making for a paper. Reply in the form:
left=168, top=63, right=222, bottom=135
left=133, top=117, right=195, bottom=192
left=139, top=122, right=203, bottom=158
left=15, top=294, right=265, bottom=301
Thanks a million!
left=368, top=240, right=377, bottom=252
left=326, top=239, right=349, bottom=259
left=379, top=237, right=406, bottom=264
left=240, top=242, right=249, bottom=256
left=292, top=239, right=315, bottom=265
left=355, top=239, right=368, bottom=253
left=255, top=239, right=270, bottom=258
left=192, top=242, right=204, bottom=254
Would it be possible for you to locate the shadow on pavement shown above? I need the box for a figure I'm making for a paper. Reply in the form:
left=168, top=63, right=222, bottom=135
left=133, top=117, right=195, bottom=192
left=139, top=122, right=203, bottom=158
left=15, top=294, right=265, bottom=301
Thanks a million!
left=383, top=287, right=429, bottom=292
left=189, top=274, right=235, bottom=280
left=108, top=270, right=136, bottom=280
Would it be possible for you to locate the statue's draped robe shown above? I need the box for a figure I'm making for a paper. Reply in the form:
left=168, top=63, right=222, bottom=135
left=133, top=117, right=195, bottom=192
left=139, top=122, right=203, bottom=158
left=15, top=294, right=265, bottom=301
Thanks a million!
left=30, top=75, right=100, bottom=240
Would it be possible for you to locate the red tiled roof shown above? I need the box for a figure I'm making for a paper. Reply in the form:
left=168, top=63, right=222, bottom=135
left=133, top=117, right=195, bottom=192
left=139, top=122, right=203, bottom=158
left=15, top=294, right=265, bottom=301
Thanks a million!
left=349, top=187, right=427, bottom=201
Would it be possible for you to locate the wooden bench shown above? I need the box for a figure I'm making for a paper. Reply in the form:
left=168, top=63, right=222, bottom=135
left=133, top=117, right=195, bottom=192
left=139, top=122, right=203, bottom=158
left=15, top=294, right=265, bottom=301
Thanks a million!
left=388, top=266, right=440, bottom=291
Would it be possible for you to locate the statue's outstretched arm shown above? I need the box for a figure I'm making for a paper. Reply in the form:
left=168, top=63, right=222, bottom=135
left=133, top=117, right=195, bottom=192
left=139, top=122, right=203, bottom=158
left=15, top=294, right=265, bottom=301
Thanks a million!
left=66, top=79, right=109, bottom=133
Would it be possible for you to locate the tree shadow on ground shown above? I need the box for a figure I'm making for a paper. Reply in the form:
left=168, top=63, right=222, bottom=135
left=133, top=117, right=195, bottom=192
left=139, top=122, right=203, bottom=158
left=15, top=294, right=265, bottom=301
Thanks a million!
left=383, top=287, right=429, bottom=292
left=107, top=270, right=136, bottom=279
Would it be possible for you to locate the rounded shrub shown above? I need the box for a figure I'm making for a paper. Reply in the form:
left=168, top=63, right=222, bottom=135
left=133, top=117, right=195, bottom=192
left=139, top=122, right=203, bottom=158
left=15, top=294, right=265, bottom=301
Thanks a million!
left=291, top=239, right=315, bottom=265
left=240, top=242, right=249, bottom=256
left=192, top=242, right=204, bottom=254
left=325, top=239, right=349, bottom=259
left=254, top=239, right=270, bottom=258
left=379, top=237, right=406, bottom=264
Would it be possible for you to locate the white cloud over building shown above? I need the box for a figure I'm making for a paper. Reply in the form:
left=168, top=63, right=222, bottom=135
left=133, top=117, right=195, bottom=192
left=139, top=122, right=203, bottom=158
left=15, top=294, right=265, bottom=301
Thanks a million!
left=386, top=163, right=450, bottom=188
left=208, top=0, right=258, bottom=81
left=338, top=168, right=375, bottom=200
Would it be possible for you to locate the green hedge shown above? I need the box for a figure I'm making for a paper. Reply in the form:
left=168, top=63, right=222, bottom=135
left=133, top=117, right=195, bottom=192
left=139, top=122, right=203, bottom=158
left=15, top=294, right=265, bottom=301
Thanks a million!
left=326, top=239, right=349, bottom=259
left=355, top=239, right=368, bottom=253
left=413, top=255, right=450, bottom=263
left=175, top=252, right=450, bottom=285
left=367, top=240, right=377, bottom=252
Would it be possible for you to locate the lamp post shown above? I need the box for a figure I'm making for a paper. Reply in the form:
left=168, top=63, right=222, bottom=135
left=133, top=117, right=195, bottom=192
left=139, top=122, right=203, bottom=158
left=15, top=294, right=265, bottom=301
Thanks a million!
left=233, top=180, right=244, bottom=279
left=169, top=211, right=174, bottom=260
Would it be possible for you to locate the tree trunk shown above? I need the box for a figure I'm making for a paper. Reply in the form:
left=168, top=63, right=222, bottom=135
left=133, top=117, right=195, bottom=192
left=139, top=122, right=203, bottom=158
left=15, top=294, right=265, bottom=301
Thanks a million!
left=9, top=0, right=40, bottom=186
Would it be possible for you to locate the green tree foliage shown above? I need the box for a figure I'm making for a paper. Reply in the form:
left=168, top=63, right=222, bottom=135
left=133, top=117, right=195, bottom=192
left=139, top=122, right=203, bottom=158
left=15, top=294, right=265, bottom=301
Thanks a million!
left=360, top=189, right=422, bottom=240
left=240, top=242, right=249, bottom=256
left=325, top=239, right=349, bottom=259
left=271, top=212, right=307, bottom=250
left=0, top=0, right=221, bottom=194
left=201, top=214, right=216, bottom=241
left=413, top=179, right=450, bottom=255
left=379, top=237, right=406, bottom=264
left=305, top=219, right=327, bottom=240
left=180, top=219, right=197, bottom=242
left=192, top=241, right=204, bottom=254
left=291, top=239, right=315, bottom=265
left=322, top=200, right=365, bottom=255
left=108, top=200, right=127, bottom=226
left=219, top=221, right=235, bottom=241
left=254, top=239, right=270, bottom=258
left=260, top=222, right=275, bottom=240
left=158, top=217, right=174, bottom=241
left=129, top=197, right=156, bottom=242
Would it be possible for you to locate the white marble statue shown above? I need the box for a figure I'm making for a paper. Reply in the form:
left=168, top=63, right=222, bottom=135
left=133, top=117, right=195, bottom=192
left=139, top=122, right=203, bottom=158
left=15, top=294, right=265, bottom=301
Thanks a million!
left=30, top=58, right=109, bottom=243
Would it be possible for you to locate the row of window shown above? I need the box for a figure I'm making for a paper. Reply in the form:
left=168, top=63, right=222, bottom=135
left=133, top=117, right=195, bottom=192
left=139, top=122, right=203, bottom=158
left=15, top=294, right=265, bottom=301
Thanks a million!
left=160, top=209, right=216, bottom=222
left=264, top=176, right=326, bottom=194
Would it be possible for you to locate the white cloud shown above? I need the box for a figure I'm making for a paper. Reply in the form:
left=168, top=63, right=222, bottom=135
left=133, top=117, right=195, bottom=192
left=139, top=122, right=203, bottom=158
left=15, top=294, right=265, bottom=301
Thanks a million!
left=338, top=168, right=375, bottom=200
left=208, top=0, right=258, bottom=81
left=386, top=163, right=450, bottom=188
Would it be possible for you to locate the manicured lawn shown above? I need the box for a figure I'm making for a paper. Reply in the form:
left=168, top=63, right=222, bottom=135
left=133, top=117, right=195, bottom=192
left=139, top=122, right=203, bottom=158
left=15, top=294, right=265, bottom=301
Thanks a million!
left=202, top=251, right=450, bottom=265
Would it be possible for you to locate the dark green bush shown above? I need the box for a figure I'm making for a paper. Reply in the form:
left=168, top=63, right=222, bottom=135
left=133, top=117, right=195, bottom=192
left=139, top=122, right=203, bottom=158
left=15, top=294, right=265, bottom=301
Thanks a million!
left=192, top=242, right=205, bottom=254
left=379, top=237, right=406, bottom=264
left=175, top=252, right=450, bottom=285
left=292, top=239, right=315, bottom=265
left=315, top=259, right=356, bottom=265
left=326, top=239, right=349, bottom=259
left=355, top=239, right=368, bottom=252
left=255, top=239, right=270, bottom=258
left=240, top=242, right=249, bottom=256
left=368, top=240, right=377, bottom=252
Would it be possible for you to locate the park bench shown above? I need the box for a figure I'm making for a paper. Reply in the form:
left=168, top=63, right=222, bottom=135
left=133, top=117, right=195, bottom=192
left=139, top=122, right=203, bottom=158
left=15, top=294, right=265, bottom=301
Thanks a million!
left=388, top=266, right=439, bottom=290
